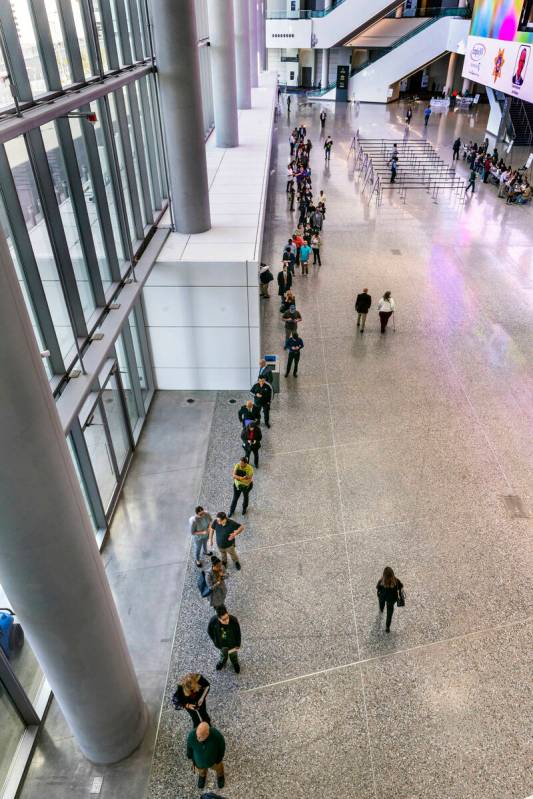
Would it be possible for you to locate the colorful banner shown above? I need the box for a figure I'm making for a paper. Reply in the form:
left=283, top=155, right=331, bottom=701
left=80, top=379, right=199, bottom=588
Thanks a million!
left=463, top=0, right=533, bottom=102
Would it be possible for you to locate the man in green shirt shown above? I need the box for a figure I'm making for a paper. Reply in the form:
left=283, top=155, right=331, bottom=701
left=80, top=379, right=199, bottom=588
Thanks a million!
left=186, top=721, right=226, bottom=790
left=228, top=456, right=254, bottom=516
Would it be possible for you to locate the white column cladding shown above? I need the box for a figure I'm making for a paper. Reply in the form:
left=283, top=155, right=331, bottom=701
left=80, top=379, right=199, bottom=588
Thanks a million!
left=444, top=51, right=457, bottom=94
left=234, top=0, right=252, bottom=109
left=462, top=77, right=472, bottom=93
left=249, top=0, right=259, bottom=87
left=0, top=228, right=147, bottom=764
left=321, top=48, right=329, bottom=88
left=207, top=0, right=239, bottom=147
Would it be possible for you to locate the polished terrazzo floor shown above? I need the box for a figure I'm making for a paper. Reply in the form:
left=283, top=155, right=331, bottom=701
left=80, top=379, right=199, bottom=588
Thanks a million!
left=146, top=100, right=533, bottom=799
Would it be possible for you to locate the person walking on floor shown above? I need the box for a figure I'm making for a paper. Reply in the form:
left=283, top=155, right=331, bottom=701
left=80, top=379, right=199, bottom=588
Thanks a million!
left=208, top=605, right=241, bottom=673
left=208, top=512, right=244, bottom=569
left=250, top=375, right=273, bottom=427
left=299, top=240, right=311, bottom=275
left=228, top=457, right=254, bottom=517
left=238, top=399, right=260, bottom=427
left=324, top=135, right=333, bottom=162
left=287, top=94, right=291, bottom=113
left=376, top=566, right=404, bottom=632
left=241, top=420, right=262, bottom=467
left=452, top=137, right=461, bottom=162
left=377, top=290, right=395, bottom=334
left=189, top=506, right=212, bottom=568
left=284, top=332, right=304, bottom=377
left=355, top=288, right=372, bottom=333
left=465, top=167, right=477, bottom=195
left=278, top=264, right=292, bottom=299
left=173, top=673, right=211, bottom=728
left=405, top=105, right=412, bottom=125
left=424, top=105, right=432, bottom=127
left=311, top=232, right=321, bottom=265
left=320, top=109, right=327, bottom=129
left=186, top=721, right=226, bottom=790
left=389, top=154, right=398, bottom=184
left=206, top=557, right=227, bottom=611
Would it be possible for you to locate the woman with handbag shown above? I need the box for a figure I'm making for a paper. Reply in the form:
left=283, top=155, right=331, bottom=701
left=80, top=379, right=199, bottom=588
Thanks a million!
left=172, top=673, right=211, bottom=727
left=376, top=566, right=404, bottom=633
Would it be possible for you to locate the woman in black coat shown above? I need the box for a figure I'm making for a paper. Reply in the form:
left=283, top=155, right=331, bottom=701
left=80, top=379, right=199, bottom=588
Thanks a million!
left=241, top=421, right=262, bottom=467
left=376, top=566, right=404, bottom=633
left=172, top=673, right=210, bottom=727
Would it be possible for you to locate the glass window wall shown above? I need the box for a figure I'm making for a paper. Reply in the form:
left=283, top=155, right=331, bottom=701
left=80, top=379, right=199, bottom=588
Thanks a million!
left=0, top=686, right=25, bottom=789
left=9, top=0, right=47, bottom=97
left=44, top=0, right=72, bottom=86
left=106, top=93, right=136, bottom=244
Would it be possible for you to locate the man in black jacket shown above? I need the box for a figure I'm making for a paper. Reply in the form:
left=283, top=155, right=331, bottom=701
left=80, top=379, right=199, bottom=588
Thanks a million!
left=355, top=288, right=372, bottom=333
left=238, top=399, right=260, bottom=427
left=207, top=606, right=241, bottom=672
left=284, top=333, right=304, bottom=377
left=277, top=264, right=292, bottom=298
left=250, top=376, right=272, bottom=428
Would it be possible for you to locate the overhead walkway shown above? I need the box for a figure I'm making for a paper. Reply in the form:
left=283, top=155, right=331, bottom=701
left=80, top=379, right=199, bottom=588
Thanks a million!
left=314, top=13, right=470, bottom=103
left=266, top=0, right=401, bottom=49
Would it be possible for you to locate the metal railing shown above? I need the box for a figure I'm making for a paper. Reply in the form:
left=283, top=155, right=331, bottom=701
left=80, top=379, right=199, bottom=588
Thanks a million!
left=267, top=1, right=469, bottom=20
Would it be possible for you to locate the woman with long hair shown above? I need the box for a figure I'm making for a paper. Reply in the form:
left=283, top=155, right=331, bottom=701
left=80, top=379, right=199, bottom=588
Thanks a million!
left=172, top=673, right=211, bottom=727
left=376, top=566, right=404, bottom=633
left=377, top=290, right=395, bottom=334
left=206, top=557, right=228, bottom=611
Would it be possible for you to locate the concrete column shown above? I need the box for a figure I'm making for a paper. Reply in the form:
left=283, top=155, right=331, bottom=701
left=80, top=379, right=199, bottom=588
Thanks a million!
left=258, top=0, right=267, bottom=72
left=249, top=0, right=259, bottom=87
left=234, top=0, right=252, bottom=109
left=207, top=0, right=239, bottom=147
left=0, top=230, right=147, bottom=764
left=150, top=0, right=210, bottom=233
left=444, top=51, right=457, bottom=94
left=321, top=48, right=330, bottom=89
left=462, top=77, right=472, bottom=94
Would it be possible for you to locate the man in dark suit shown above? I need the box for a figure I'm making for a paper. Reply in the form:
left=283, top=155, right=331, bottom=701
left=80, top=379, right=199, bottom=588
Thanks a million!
left=277, top=264, right=292, bottom=298
left=355, top=288, right=372, bottom=333
left=250, top=376, right=272, bottom=428
left=257, top=359, right=273, bottom=384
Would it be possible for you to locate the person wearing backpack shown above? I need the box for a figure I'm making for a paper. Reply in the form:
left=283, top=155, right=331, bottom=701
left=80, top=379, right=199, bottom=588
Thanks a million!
left=206, top=558, right=227, bottom=611
left=207, top=605, right=241, bottom=672
left=376, top=566, right=404, bottom=632
left=172, top=673, right=211, bottom=727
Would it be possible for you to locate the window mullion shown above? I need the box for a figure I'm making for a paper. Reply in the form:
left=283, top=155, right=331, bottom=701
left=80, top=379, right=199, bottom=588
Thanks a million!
left=120, top=323, right=145, bottom=419
left=57, top=0, right=86, bottom=82
left=138, top=77, right=162, bottom=209
left=0, top=2, right=34, bottom=103
left=70, top=419, right=107, bottom=529
left=28, top=0, right=63, bottom=91
left=126, top=82, right=153, bottom=224
left=113, top=89, right=145, bottom=240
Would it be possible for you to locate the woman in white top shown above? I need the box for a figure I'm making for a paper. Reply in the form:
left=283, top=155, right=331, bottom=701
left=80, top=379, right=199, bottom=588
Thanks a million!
left=377, top=291, right=395, bottom=333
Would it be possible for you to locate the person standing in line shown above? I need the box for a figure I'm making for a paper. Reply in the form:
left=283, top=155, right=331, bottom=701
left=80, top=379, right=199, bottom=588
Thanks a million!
left=238, top=399, right=260, bottom=427
left=452, top=137, right=461, bottom=161
left=250, top=375, right=273, bottom=428
left=228, top=457, right=254, bottom=517
left=320, top=109, right=327, bottom=129
left=465, top=167, right=477, bottom=195
left=259, top=263, right=273, bottom=298
left=189, top=506, right=213, bottom=568
left=284, top=332, right=304, bottom=377
left=282, top=304, right=302, bottom=342
left=288, top=180, right=296, bottom=211
left=258, top=358, right=273, bottom=384
left=280, top=289, right=296, bottom=314
left=240, top=420, right=262, bottom=467
left=310, top=206, right=323, bottom=231
left=278, top=263, right=292, bottom=300
left=173, top=673, right=211, bottom=727
left=208, top=605, right=241, bottom=673
left=289, top=131, right=296, bottom=157
left=206, top=557, right=227, bottom=611
left=377, top=290, right=395, bottom=334
left=424, top=105, right=431, bottom=127
left=305, top=138, right=313, bottom=156
left=405, top=105, right=412, bottom=125
left=355, top=288, right=372, bottom=333
left=186, top=721, right=226, bottom=790
left=317, top=189, right=326, bottom=217
left=311, top=231, right=321, bottom=266
left=287, top=94, right=291, bottom=113
left=376, top=566, right=404, bottom=633
left=286, top=163, right=294, bottom=193
left=299, top=240, right=311, bottom=275
left=324, top=135, right=333, bottom=162
left=208, top=511, right=244, bottom=569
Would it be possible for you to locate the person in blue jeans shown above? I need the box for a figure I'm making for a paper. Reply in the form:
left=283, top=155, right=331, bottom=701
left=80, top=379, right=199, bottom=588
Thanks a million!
left=189, top=506, right=212, bottom=567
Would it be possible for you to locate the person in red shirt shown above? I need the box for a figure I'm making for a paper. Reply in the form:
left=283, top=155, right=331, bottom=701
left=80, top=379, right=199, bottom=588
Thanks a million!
left=483, top=155, right=492, bottom=183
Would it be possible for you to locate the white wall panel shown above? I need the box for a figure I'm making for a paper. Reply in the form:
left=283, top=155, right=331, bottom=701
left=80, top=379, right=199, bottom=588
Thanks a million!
left=143, top=285, right=250, bottom=327
left=148, top=326, right=251, bottom=369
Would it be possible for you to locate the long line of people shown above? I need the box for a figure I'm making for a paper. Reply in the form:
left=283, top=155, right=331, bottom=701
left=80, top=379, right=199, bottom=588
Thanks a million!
left=172, top=108, right=405, bottom=796
left=456, top=137, right=531, bottom=203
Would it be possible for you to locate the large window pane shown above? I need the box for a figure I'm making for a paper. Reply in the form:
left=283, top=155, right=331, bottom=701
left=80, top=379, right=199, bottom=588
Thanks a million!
left=0, top=586, right=45, bottom=706
left=134, top=81, right=155, bottom=213
left=44, top=0, right=72, bottom=86
left=71, top=0, right=94, bottom=78
left=0, top=47, right=14, bottom=110
left=91, top=100, right=126, bottom=265
left=5, top=137, right=76, bottom=360
left=90, top=0, right=109, bottom=72
left=41, top=122, right=96, bottom=321
left=115, top=334, right=139, bottom=431
left=107, top=93, right=135, bottom=243
left=9, top=0, right=46, bottom=97
left=128, top=308, right=148, bottom=397
left=83, top=402, right=117, bottom=511
left=0, top=194, right=52, bottom=378
left=0, top=684, right=25, bottom=789
left=68, top=115, right=112, bottom=291
left=67, top=435, right=98, bottom=532
left=101, top=372, right=131, bottom=472
left=123, top=86, right=147, bottom=219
